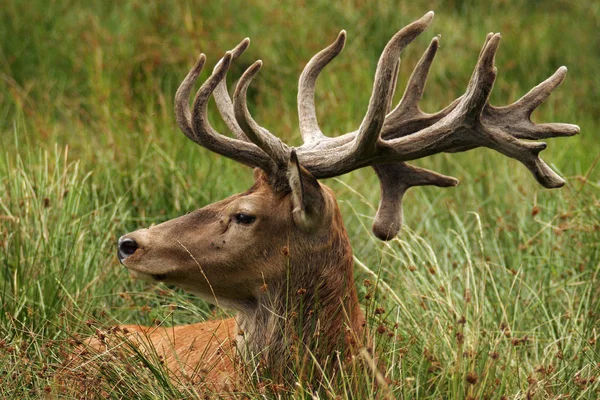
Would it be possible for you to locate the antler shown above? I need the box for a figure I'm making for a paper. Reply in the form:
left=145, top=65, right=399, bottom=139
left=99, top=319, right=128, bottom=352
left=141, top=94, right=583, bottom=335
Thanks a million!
left=292, top=12, right=577, bottom=238
left=294, top=12, right=460, bottom=239
left=175, top=11, right=578, bottom=240
left=175, top=47, right=293, bottom=186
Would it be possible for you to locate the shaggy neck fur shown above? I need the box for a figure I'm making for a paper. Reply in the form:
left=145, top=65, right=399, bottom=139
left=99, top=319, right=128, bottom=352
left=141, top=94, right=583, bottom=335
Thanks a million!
left=236, top=205, right=364, bottom=381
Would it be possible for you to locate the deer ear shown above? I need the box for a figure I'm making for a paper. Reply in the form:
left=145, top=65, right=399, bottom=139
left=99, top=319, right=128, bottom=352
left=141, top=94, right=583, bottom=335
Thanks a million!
left=288, top=150, right=326, bottom=231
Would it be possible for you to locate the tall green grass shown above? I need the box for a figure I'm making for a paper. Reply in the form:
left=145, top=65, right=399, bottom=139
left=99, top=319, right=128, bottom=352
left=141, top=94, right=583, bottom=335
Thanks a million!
left=1, top=0, right=598, bottom=398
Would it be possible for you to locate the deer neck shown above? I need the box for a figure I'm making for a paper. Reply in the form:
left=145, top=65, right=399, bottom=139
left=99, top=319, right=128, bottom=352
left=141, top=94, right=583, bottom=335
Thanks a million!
left=235, top=213, right=364, bottom=375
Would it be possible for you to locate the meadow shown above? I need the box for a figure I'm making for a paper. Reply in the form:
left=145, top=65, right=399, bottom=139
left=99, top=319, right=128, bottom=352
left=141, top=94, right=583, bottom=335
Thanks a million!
left=0, top=0, right=598, bottom=398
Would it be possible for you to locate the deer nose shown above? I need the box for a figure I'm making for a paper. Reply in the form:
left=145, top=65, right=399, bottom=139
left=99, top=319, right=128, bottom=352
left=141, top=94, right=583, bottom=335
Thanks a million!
left=118, top=236, right=138, bottom=262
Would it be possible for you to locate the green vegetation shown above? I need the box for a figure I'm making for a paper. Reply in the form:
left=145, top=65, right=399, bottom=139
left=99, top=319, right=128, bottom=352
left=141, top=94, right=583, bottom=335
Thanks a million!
left=1, top=0, right=598, bottom=398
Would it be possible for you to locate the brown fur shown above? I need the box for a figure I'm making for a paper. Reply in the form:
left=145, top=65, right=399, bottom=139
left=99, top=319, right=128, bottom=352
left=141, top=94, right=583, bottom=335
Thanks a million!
left=67, top=169, right=365, bottom=391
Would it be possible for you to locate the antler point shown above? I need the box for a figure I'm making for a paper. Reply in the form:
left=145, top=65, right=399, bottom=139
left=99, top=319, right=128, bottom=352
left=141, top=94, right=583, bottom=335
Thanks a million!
left=233, top=38, right=251, bottom=56
left=193, top=54, right=207, bottom=71
left=238, top=38, right=251, bottom=50
left=335, top=30, right=347, bottom=50
left=421, top=11, right=435, bottom=26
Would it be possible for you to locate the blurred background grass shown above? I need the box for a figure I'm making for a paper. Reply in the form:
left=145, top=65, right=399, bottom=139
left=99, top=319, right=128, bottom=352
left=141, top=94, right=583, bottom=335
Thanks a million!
left=0, top=0, right=598, bottom=398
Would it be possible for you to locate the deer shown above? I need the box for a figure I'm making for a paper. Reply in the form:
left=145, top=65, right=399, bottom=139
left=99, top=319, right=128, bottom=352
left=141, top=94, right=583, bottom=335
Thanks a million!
left=76, top=11, right=578, bottom=394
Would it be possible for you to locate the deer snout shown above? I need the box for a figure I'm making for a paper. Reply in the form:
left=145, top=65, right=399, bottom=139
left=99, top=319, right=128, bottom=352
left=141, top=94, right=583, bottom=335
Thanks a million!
left=118, top=236, right=139, bottom=263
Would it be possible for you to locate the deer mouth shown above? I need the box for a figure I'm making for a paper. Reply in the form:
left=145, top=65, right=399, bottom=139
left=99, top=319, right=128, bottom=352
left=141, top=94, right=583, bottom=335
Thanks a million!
left=152, top=273, right=168, bottom=281
left=128, top=269, right=170, bottom=283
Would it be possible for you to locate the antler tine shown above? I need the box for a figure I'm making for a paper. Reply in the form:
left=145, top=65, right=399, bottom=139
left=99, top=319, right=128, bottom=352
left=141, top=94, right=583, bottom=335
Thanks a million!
left=483, top=127, right=565, bottom=187
left=460, top=33, right=501, bottom=124
left=372, top=163, right=458, bottom=240
left=382, top=35, right=461, bottom=139
left=189, top=52, right=276, bottom=173
left=354, top=11, right=435, bottom=156
left=233, top=61, right=290, bottom=168
left=513, top=66, right=569, bottom=113
left=213, top=38, right=252, bottom=141
left=298, top=30, right=347, bottom=144
left=175, top=54, right=207, bottom=143
left=388, top=36, right=439, bottom=119
left=483, top=66, right=580, bottom=140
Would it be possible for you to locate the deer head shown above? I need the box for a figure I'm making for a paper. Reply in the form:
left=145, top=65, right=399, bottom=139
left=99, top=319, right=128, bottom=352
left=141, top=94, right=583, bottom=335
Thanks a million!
left=116, top=11, right=577, bottom=372
left=117, top=163, right=347, bottom=311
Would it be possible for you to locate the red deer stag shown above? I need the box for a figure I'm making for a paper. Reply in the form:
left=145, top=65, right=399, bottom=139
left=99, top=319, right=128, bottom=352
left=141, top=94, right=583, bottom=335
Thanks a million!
left=88, top=11, right=578, bottom=392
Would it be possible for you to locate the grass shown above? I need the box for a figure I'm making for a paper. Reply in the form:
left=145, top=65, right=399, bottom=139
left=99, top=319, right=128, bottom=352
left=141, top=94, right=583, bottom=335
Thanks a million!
left=1, top=0, right=599, bottom=398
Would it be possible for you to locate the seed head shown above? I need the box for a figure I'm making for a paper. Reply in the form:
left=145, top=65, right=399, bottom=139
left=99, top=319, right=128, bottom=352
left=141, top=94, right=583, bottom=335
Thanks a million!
left=466, top=371, right=478, bottom=385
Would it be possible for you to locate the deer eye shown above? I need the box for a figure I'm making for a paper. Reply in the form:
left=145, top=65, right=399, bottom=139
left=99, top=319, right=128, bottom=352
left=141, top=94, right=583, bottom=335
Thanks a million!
left=233, top=213, right=256, bottom=225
